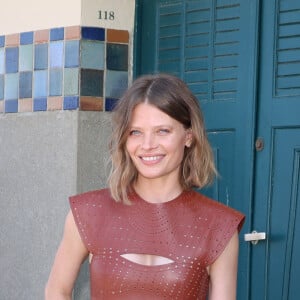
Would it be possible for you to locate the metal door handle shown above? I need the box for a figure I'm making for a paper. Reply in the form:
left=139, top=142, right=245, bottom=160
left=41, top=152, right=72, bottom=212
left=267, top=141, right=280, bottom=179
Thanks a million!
left=244, top=230, right=266, bottom=245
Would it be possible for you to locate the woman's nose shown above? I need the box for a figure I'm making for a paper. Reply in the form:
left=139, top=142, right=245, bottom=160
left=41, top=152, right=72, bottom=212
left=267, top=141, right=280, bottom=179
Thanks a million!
left=141, top=133, right=157, bottom=149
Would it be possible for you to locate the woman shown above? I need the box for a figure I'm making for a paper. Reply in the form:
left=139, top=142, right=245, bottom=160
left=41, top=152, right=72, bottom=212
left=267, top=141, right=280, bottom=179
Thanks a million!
left=45, top=74, right=245, bottom=299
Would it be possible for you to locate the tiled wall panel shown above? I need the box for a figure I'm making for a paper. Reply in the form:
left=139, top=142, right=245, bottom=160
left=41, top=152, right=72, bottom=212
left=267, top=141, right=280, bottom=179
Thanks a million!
left=0, top=26, right=129, bottom=113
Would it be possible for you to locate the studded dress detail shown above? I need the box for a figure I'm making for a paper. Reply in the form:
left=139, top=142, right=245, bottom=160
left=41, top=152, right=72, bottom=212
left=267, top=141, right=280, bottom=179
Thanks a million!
left=70, top=189, right=245, bottom=300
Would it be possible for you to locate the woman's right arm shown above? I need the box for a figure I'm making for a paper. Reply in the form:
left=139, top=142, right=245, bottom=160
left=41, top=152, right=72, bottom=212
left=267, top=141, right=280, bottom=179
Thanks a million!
left=45, top=210, right=89, bottom=300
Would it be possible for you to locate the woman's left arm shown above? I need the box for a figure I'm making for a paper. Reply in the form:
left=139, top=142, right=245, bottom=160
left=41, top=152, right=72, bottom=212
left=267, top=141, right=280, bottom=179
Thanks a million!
left=208, top=231, right=239, bottom=300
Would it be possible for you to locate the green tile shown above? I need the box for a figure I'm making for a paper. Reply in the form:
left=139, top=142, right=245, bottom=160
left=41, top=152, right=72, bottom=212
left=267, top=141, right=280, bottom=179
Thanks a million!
left=5, top=73, right=19, bottom=100
left=64, top=68, right=79, bottom=96
left=80, top=69, right=103, bottom=96
left=81, top=40, right=104, bottom=70
left=106, top=70, right=128, bottom=98
left=20, top=44, right=33, bottom=71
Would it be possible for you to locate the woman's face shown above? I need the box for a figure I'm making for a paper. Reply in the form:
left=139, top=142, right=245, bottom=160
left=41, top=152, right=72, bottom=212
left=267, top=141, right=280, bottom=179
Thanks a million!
left=125, top=103, right=192, bottom=184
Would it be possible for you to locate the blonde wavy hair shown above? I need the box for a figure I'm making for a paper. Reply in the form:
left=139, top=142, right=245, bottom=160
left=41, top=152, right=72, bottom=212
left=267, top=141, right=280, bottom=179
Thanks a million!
left=108, top=73, right=216, bottom=204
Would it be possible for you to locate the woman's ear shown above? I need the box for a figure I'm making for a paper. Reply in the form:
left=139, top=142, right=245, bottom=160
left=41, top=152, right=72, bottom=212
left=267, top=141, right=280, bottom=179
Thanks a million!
left=185, top=129, right=193, bottom=147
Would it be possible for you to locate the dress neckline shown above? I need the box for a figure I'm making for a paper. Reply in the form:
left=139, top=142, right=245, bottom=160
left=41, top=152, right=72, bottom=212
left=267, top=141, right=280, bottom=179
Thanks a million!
left=129, top=188, right=192, bottom=207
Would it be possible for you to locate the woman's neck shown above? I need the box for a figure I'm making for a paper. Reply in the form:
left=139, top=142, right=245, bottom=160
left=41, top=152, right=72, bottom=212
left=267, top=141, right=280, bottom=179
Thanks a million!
left=133, top=177, right=183, bottom=204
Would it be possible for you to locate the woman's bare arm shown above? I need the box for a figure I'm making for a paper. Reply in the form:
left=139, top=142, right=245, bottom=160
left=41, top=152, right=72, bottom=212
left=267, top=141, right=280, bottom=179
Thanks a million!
left=208, top=231, right=239, bottom=300
left=45, top=210, right=89, bottom=300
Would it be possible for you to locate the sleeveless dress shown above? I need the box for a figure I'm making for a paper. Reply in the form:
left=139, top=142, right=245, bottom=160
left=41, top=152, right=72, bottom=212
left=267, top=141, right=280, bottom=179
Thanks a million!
left=70, top=188, right=245, bottom=300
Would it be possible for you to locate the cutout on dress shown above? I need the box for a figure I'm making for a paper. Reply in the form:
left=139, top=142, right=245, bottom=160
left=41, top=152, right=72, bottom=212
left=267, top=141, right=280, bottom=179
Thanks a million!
left=120, top=253, right=174, bottom=266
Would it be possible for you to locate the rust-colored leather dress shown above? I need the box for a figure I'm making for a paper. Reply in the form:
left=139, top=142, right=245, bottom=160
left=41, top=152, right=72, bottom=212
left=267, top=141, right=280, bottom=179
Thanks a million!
left=70, top=189, right=245, bottom=300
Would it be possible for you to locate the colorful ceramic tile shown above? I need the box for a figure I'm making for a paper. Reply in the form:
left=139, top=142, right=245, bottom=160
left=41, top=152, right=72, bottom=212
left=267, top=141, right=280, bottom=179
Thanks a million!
left=19, top=71, right=33, bottom=98
left=49, top=41, right=64, bottom=68
left=65, top=40, right=80, bottom=68
left=107, top=29, right=129, bottom=43
left=33, top=97, right=47, bottom=111
left=19, top=45, right=33, bottom=72
left=5, top=73, right=18, bottom=100
left=81, top=40, right=104, bottom=70
left=0, top=75, right=3, bottom=99
left=20, top=32, right=34, bottom=45
left=65, top=26, right=81, bottom=40
left=105, top=97, right=119, bottom=111
left=18, top=98, right=33, bottom=112
left=5, top=99, right=18, bottom=113
left=80, top=96, right=103, bottom=111
left=80, top=69, right=103, bottom=97
left=0, top=36, right=4, bottom=47
left=63, top=96, right=79, bottom=110
left=35, top=29, right=49, bottom=44
left=0, top=48, right=4, bottom=74
left=34, top=44, right=48, bottom=70
left=49, top=69, right=63, bottom=96
left=5, top=47, right=19, bottom=73
left=6, top=34, right=19, bottom=46
left=48, top=96, right=63, bottom=110
left=33, top=70, right=48, bottom=97
left=82, top=27, right=105, bottom=41
left=64, top=68, right=79, bottom=96
left=106, top=43, right=128, bottom=71
left=50, top=27, right=64, bottom=41
left=106, top=70, right=128, bottom=98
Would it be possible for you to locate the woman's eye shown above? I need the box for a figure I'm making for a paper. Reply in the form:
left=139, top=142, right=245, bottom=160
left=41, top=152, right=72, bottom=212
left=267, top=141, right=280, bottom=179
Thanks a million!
left=129, top=130, right=141, bottom=136
left=158, top=128, right=170, bottom=134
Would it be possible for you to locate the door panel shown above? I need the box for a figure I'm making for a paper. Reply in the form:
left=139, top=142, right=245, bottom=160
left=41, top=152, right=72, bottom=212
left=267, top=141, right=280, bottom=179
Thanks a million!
left=268, top=129, right=300, bottom=299
left=135, top=1, right=260, bottom=299
left=251, top=0, right=300, bottom=299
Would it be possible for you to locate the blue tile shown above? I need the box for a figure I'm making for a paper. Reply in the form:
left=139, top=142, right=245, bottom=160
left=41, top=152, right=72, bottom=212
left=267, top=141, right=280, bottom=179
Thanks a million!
left=81, top=41, right=104, bottom=70
left=65, top=40, right=80, bottom=68
left=64, top=68, right=79, bottom=95
left=19, top=72, right=32, bottom=98
left=106, top=70, right=128, bottom=98
left=105, top=97, right=119, bottom=111
left=63, top=96, right=79, bottom=110
left=34, top=44, right=48, bottom=70
left=49, top=69, right=63, bottom=96
left=20, top=32, right=34, bottom=45
left=0, top=48, right=4, bottom=74
left=82, top=27, right=105, bottom=41
left=107, top=44, right=128, bottom=71
left=0, top=36, right=4, bottom=47
left=50, top=41, right=64, bottom=68
left=33, top=97, right=47, bottom=111
left=50, top=27, right=64, bottom=41
left=6, top=47, right=19, bottom=73
left=80, top=69, right=103, bottom=96
left=5, top=73, right=19, bottom=100
left=19, top=45, right=33, bottom=71
left=0, top=75, right=4, bottom=99
left=34, top=70, right=48, bottom=97
left=5, top=99, right=18, bottom=113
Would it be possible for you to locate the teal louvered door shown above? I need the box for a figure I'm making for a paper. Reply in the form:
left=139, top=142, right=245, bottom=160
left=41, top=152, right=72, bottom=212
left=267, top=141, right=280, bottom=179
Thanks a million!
left=250, top=1, right=300, bottom=299
left=135, top=0, right=258, bottom=299
left=135, top=0, right=300, bottom=299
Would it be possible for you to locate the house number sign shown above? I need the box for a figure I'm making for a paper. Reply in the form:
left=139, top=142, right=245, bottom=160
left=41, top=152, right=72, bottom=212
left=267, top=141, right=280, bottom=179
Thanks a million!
left=98, top=10, right=115, bottom=21
left=82, top=0, right=135, bottom=30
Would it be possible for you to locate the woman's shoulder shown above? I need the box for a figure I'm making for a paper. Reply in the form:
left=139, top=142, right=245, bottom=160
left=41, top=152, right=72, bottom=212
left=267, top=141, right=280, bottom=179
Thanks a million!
left=69, top=188, right=111, bottom=204
left=188, top=190, right=245, bottom=230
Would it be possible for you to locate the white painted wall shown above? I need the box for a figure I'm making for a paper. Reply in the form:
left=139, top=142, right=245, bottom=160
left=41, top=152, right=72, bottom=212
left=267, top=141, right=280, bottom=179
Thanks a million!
left=0, top=0, right=81, bottom=35
left=0, top=0, right=135, bottom=35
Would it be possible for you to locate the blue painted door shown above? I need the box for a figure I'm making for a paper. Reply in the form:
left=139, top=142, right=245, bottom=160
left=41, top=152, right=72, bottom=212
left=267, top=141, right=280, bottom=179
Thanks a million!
left=135, top=1, right=258, bottom=298
left=250, top=1, right=300, bottom=299
left=135, top=0, right=300, bottom=299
